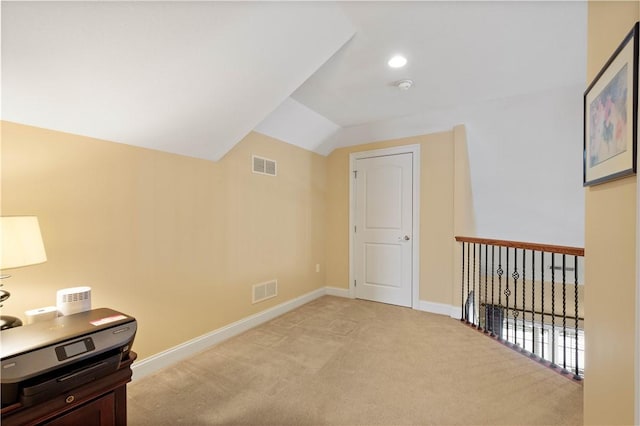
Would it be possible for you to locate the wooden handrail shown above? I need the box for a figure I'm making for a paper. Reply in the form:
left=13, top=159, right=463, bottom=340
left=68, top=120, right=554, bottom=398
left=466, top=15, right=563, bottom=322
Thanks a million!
left=455, top=236, right=584, bottom=257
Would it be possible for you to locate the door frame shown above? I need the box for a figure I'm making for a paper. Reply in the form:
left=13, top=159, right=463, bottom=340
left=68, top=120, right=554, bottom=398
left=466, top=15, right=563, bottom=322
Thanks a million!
left=349, top=144, right=421, bottom=308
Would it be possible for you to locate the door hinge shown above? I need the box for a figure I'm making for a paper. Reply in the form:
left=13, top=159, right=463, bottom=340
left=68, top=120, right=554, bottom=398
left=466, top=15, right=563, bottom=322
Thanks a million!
left=353, top=170, right=358, bottom=179
left=354, top=225, right=357, bottom=233
left=354, top=280, right=357, bottom=287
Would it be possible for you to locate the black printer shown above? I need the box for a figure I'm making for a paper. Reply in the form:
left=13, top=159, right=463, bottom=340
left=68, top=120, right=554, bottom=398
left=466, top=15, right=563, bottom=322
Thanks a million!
left=1, top=308, right=136, bottom=408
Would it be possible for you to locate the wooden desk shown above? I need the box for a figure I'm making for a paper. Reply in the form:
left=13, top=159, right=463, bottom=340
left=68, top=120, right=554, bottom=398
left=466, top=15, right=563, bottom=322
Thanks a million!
left=1, top=352, right=136, bottom=426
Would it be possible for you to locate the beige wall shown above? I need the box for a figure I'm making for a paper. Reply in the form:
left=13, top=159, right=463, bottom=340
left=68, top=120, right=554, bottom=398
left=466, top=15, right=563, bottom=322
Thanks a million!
left=325, top=131, right=455, bottom=306
left=2, top=120, right=461, bottom=362
left=1, top=121, right=326, bottom=360
left=584, top=2, right=640, bottom=424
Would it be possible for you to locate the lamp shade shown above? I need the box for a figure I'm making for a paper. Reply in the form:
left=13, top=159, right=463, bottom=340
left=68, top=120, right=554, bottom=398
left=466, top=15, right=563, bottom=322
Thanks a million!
left=0, top=216, right=47, bottom=270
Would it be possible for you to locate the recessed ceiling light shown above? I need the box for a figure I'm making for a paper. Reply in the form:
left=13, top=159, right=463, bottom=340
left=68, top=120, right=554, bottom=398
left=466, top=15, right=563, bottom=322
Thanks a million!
left=388, top=55, right=407, bottom=68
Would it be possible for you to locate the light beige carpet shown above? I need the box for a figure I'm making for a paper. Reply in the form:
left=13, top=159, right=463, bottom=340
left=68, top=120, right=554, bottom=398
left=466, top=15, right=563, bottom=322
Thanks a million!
left=127, top=296, right=583, bottom=425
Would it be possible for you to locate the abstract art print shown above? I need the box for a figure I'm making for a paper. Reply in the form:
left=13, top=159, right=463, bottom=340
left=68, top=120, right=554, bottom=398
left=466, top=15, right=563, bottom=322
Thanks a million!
left=588, top=64, right=628, bottom=167
left=584, top=22, right=638, bottom=186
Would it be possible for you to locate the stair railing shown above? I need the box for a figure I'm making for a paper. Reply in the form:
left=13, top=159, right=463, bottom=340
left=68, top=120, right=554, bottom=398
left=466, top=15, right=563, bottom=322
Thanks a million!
left=455, top=236, right=585, bottom=380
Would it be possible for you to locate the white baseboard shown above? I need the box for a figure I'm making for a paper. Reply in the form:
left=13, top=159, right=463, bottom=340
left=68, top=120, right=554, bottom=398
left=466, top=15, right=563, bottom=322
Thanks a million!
left=417, top=300, right=461, bottom=319
left=449, top=306, right=463, bottom=320
left=132, top=286, right=349, bottom=380
left=325, top=286, right=351, bottom=298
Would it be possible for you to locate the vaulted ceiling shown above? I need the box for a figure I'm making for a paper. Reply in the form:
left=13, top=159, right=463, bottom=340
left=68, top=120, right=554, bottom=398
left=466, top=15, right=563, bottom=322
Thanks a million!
left=2, top=1, right=587, bottom=161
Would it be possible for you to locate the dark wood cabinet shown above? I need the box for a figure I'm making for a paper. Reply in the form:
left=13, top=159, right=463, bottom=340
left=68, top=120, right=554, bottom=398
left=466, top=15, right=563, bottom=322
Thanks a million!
left=44, top=392, right=115, bottom=426
left=1, top=352, right=135, bottom=426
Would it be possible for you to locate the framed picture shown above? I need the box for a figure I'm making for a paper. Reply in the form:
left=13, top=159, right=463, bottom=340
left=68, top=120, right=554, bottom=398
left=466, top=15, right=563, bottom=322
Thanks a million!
left=584, top=22, right=639, bottom=187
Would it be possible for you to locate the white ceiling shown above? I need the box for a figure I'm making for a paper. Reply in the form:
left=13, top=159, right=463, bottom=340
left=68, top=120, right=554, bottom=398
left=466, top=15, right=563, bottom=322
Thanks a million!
left=1, top=1, right=587, bottom=161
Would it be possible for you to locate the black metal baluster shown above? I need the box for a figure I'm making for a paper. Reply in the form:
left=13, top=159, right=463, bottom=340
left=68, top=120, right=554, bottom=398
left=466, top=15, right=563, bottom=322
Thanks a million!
left=531, top=250, right=536, bottom=358
left=477, top=243, right=482, bottom=330
left=541, top=252, right=545, bottom=361
left=461, top=242, right=465, bottom=322
left=497, top=247, right=503, bottom=341
left=551, top=254, right=556, bottom=368
left=522, top=249, right=526, bottom=353
left=491, top=245, right=496, bottom=337
left=484, top=244, right=489, bottom=333
left=505, top=248, right=510, bottom=344
left=574, top=255, right=581, bottom=380
left=512, top=248, right=519, bottom=348
left=478, top=244, right=482, bottom=330
left=562, top=254, right=568, bottom=373
left=473, top=243, right=477, bottom=326
left=466, top=242, right=471, bottom=324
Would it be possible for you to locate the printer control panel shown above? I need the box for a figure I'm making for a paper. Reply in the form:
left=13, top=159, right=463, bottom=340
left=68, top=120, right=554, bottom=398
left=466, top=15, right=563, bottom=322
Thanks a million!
left=54, top=337, right=95, bottom=361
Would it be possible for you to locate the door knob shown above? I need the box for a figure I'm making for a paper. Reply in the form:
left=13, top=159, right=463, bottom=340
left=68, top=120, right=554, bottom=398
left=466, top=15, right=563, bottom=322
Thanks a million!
left=399, top=235, right=410, bottom=241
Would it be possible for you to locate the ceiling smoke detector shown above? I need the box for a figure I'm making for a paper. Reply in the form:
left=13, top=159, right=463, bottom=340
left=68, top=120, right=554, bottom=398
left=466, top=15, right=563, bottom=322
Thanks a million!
left=395, top=79, right=413, bottom=91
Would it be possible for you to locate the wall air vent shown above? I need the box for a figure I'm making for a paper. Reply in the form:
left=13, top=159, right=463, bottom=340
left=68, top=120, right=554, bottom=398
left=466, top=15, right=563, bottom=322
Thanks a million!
left=252, top=155, right=277, bottom=176
left=252, top=279, right=278, bottom=304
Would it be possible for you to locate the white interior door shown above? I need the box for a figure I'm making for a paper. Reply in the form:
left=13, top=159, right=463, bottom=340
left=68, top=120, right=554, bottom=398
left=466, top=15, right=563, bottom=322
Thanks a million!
left=354, top=153, right=413, bottom=307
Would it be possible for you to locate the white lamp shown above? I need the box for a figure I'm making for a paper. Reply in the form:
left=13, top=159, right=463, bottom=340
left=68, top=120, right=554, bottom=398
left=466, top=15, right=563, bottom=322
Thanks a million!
left=0, top=216, right=47, bottom=330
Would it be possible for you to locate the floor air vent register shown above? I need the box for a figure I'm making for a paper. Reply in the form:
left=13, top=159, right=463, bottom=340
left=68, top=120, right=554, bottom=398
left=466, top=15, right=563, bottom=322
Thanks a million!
left=252, top=280, right=277, bottom=304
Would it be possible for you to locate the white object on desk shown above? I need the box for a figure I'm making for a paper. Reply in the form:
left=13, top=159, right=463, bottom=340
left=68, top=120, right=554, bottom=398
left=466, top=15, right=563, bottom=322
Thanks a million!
left=56, top=286, right=91, bottom=316
left=24, top=306, right=58, bottom=324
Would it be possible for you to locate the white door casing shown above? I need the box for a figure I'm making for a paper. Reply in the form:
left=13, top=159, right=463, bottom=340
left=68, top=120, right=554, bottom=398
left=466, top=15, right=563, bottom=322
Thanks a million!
left=349, top=145, right=420, bottom=308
